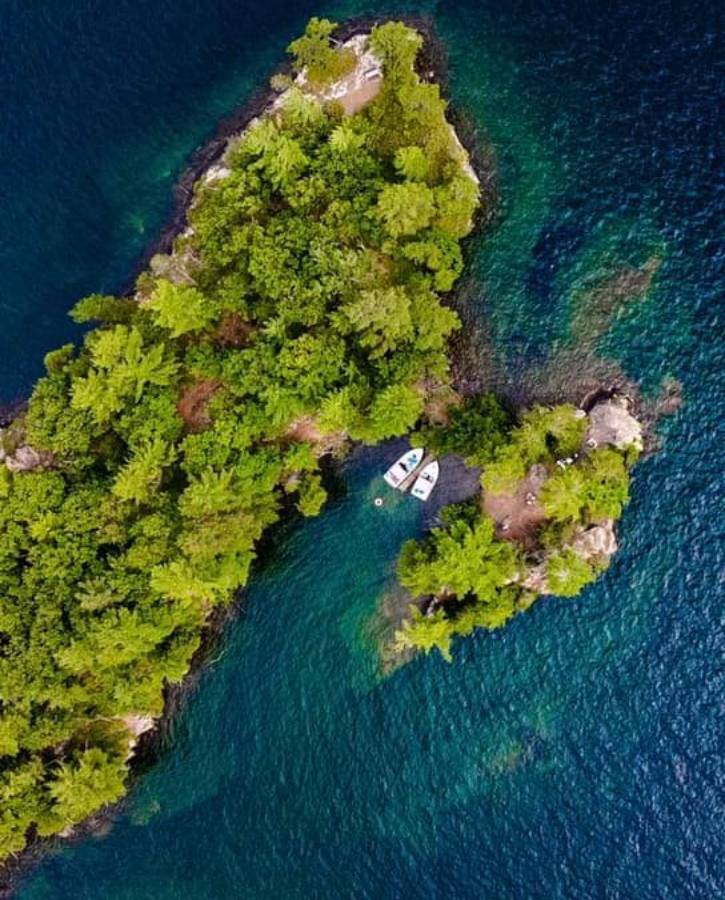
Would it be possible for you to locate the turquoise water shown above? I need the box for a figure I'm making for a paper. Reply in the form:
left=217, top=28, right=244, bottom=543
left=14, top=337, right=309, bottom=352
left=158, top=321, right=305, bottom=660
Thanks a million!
left=4, top=1, right=724, bottom=897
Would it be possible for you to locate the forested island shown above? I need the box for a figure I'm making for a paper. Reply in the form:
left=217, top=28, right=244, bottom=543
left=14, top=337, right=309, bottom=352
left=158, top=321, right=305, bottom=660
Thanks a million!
left=0, top=18, right=480, bottom=862
left=392, top=395, right=642, bottom=661
left=0, top=15, right=646, bottom=868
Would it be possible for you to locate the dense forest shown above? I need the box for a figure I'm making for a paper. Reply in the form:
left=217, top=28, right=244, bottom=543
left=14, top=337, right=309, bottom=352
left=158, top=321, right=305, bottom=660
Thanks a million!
left=394, top=399, right=640, bottom=661
left=0, top=20, right=480, bottom=858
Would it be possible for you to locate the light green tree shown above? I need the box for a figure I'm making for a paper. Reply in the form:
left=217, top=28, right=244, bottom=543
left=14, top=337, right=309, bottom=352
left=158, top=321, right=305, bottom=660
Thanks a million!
left=287, top=18, right=354, bottom=86
left=369, top=20, right=423, bottom=78
left=394, top=146, right=430, bottom=182
left=329, top=123, right=366, bottom=154
left=295, top=473, right=327, bottom=517
left=147, top=279, right=215, bottom=337
left=354, top=383, right=424, bottom=442
left=394, top=607, right=454, bottom=662
left=343, top=286, right=413, bottom=357
left=112, top=438, right=174, bottom=505
left=49, top=749, right=127, bottom=825
left=481, top=445, right=527, bottom=495
left=376, top=182, right=435, bottom=237
left=547, top=549, right=597, bottom=597
left=257, top=135, right=309, bottom=188
left=540, top=466, right=587, bottom=522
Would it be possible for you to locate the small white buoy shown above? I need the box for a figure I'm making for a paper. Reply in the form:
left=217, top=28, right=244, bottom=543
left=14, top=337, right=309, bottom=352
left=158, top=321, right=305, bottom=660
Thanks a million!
left=374, top=497, right=384, bottom=508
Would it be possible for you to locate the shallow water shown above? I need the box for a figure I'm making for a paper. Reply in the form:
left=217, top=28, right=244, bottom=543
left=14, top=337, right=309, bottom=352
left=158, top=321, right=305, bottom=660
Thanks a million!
left=3, top=1, right=724, bottom=897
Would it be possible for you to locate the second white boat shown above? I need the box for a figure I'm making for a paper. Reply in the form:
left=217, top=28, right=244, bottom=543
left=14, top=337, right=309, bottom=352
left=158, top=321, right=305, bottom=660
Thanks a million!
left=410, top=460, right=440, bottom=502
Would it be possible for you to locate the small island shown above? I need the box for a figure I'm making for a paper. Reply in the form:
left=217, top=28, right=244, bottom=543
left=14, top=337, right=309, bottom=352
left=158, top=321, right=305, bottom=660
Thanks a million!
left=391, top=394, right=642, bottom=661
left=0, top=19, right=481, bottom=861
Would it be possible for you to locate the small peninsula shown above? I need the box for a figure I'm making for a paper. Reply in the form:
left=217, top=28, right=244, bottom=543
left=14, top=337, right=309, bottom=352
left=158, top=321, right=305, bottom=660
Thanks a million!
left=0, top=19, right=480, bottom=861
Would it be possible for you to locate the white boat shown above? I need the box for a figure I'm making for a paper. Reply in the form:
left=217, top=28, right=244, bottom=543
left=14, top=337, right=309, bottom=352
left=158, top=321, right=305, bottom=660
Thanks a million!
left=383, top=448, right=424, bottom=490
left=410, top=460, right=440, bottom=502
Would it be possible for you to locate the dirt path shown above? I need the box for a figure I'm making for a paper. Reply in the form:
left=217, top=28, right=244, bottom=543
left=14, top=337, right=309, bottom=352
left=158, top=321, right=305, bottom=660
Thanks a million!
left=482, top=464, right=549, bottom=550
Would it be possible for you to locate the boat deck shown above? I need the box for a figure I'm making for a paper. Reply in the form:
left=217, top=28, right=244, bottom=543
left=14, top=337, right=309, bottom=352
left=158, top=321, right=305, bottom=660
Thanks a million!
left=397, top=452, right=435, bottom=492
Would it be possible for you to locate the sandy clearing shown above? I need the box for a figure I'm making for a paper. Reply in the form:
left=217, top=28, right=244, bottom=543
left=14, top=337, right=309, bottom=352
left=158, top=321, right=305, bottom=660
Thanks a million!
left=482, top=463, right=549, bottom=550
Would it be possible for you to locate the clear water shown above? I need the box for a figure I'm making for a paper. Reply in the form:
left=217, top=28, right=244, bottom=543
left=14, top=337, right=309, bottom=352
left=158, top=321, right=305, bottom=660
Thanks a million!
left=3, top=1, right=724, bottom=897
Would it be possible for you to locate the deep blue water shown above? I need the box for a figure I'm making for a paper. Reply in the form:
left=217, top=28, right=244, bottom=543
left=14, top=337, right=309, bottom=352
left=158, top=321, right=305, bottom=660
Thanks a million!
left=2, top=1, right=724, bottom=897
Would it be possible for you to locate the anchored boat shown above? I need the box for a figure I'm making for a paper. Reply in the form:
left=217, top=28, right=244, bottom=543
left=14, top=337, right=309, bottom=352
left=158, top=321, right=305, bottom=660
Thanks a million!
left=383, top=448, right=424, bottom=490
left=411, top=460, right=440, bottom=502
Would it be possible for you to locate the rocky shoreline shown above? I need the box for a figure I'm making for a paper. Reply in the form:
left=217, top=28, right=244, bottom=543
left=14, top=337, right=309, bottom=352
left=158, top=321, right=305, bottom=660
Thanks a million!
left=123, top=14, right=491, bottom=295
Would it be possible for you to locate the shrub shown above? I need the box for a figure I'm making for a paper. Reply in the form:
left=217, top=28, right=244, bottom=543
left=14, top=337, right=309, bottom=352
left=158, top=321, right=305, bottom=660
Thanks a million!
left=547, top=550, right=597, bottom=597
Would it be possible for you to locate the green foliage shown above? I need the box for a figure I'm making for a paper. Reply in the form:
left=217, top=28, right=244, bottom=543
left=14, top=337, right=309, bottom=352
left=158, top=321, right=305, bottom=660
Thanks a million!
left=395, top=607, right=455, bottom=662
left=482, top=404, right=587, bottom=495
left=0, top=760, right=53, bottom=856
left=295, top=473, right=327, bottom=517
left=270, top=72, right=293, bottom=93
left=539, top=465, right=586, bottom=521
left=70, top=293, right=138, bottom=325
left=376, top=182, right=435, bottom=237
left=287, top=17, right=355, bottom=87
left=401, top=229, right=463, bottom=291
left=369, top=21, right=423, bottom=76
left=112, top=438, right=175, bottom=504
left=418, top=393, right=512, bottom=465
left=341, top=286, right=413, bottom=357
left=49, top=748, right=127, bottom=825
left=540, top=448, right=630, bottom=524
left=71, top=325, right=179, bottom=425
left=329, top=123, right=366, bottom=154
left=352, top=384, right=425, bottom=443
left=547, top=549, right=597, bottom=597
left=583, top=448, right=630, bottom=519
left=0, top=18, right=480, bottom=859
left=433, top=176, right=479, bottom=237
left=394, top=146, right=430, bottom=182
left=147, top=279, right=216, bottom=337
left=397, top=509, right=520, bottom=600
left=481, top=445, right=528, bottom=495
left=519, top=404, right=587, bottom=460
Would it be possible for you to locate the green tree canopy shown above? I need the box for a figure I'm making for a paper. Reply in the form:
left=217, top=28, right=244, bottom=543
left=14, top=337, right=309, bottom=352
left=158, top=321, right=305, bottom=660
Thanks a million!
left=49, top=749, right=127, bottom=825
left=376, top=182, right=436, bottom=237
left=147, top=279, right=216, bottom=337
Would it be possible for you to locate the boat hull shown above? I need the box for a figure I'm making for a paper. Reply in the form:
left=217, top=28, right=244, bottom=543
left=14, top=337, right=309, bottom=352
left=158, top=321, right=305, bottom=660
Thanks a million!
left=411, top=460, right=440, bottom=501
left=383, top=448, right=424, bottom=490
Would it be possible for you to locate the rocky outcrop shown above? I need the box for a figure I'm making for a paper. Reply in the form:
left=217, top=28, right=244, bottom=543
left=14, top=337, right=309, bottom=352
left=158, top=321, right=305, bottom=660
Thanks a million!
left=584, top=398, right=643, bottom=451
left=571, top=519, right=617, bottom=561
left=522, top=563, right=550, bottom=595
left=119, top=714, right=157, bottom=755
left=303, top=33, right=383, bottom=115
left=520, top=520, right=617, bottom=598
left=4, top=444, right=54, bottom=472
